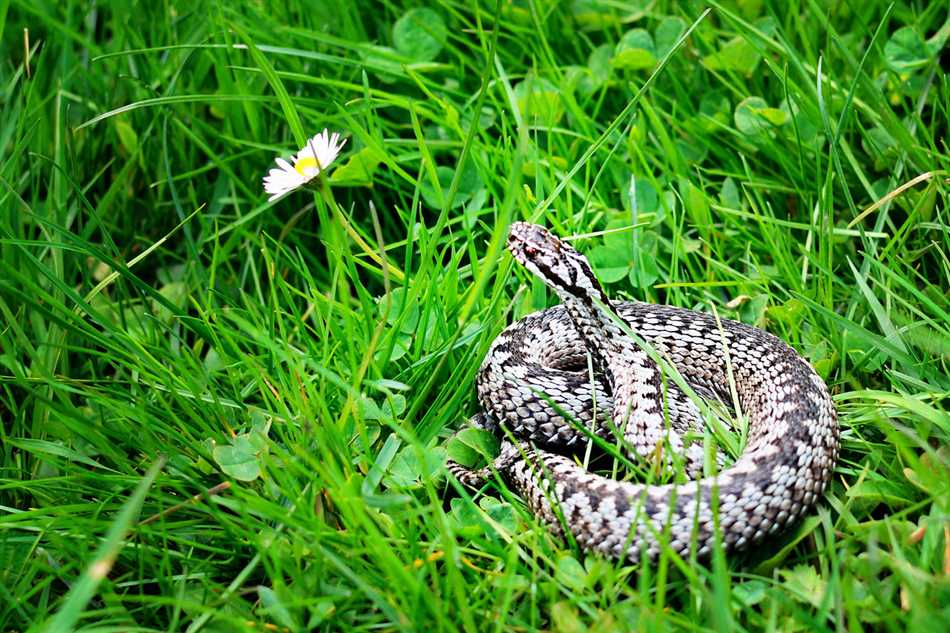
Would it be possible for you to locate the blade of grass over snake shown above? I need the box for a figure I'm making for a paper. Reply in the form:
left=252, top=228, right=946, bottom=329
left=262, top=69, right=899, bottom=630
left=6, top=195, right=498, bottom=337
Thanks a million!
left=37, top=459, right=164, bottom=633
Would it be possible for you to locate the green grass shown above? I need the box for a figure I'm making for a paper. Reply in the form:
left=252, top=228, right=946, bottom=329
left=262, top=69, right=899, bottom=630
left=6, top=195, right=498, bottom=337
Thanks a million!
left=1, top=0, right=949, bottom=630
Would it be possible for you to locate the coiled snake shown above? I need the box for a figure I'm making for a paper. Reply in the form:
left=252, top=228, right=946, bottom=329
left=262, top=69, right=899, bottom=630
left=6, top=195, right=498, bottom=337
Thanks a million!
left=448, top=223, right=838, bottom=560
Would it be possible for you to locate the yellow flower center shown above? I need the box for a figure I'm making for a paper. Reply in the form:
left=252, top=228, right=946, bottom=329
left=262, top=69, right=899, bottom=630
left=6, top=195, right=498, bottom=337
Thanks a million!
left=294, top=156, right=320, bottom=177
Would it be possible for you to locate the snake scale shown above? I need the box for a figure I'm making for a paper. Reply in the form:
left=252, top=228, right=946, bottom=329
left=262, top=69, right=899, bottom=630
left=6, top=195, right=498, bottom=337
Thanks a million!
left=448, top=223, right=839, bottom=560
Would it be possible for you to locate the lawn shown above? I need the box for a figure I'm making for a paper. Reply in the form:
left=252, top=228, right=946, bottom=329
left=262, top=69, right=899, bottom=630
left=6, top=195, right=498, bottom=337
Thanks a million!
left=1, top=0, right=948, bottom=631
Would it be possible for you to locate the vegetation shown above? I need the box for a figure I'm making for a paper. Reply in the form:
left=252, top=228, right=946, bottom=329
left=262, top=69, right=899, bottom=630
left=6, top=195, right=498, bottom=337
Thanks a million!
left=1, top=0, right=948, bottom=630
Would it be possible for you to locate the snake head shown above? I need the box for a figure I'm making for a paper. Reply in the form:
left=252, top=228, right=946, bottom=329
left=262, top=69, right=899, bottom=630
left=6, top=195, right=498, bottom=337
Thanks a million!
left=508, top=222, right=608, bottom=305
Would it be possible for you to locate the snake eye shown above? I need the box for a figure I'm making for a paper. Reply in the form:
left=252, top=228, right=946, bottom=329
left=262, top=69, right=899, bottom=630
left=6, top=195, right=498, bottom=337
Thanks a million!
left=524, top=246, right=537, bottom=257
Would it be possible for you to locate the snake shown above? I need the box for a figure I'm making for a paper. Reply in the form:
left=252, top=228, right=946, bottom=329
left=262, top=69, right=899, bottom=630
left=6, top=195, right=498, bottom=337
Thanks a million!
left=447, top=222, right=839, bottom=560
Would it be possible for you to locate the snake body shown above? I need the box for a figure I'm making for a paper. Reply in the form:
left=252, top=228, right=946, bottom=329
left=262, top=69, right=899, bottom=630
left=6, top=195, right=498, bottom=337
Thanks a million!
left=449, top=223, right=839, bottom=560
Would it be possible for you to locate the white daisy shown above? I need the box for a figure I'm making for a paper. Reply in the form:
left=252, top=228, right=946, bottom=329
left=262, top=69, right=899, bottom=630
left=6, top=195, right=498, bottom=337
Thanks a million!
left=263, top=129, right=347, bottom=201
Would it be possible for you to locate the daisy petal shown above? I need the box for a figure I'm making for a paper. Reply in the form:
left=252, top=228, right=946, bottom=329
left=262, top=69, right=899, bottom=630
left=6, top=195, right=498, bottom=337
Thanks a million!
left=262, top=129, right=348, bottom=200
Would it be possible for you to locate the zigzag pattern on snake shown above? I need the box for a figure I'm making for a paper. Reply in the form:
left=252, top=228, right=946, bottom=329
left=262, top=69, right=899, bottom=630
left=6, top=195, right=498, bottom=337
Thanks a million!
left=448, top=223, right=839, bottom=560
